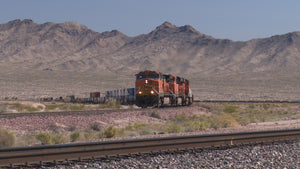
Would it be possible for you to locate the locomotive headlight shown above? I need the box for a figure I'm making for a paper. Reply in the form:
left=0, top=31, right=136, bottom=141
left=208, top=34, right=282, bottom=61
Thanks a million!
left=145, top=80, right=148, bottom=84
left=138, top=91, right=142, bottom=95
left=150, top=90, right=155, bottom=94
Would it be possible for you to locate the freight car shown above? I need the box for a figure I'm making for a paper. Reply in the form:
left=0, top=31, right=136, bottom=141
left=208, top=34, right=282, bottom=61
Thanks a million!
left=135, top=70, right=193, bottom=108
left=105, top=88, right=136, bottom=104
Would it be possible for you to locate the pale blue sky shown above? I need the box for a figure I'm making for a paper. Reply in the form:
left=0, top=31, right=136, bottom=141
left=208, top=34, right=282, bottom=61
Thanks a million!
left=1, top=0, right=300, bottom=41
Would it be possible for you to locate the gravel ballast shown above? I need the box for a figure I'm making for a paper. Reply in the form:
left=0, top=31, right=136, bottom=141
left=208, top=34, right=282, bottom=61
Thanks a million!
left=45, top=140, right=299, bottom=169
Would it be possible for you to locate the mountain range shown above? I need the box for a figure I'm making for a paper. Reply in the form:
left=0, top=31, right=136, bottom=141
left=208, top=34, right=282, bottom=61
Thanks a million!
left=1, top=19, right=300, bottom=100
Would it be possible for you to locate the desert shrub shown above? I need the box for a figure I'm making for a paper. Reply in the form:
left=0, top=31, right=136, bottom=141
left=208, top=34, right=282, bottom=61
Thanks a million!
left=90, top=122, right=101, bottom=131
left=0, top=128, right=16, bottom=147
left=199, top=103, right=223, bottom=113
left=36, top=132, right=52, bottom=145
left=115, top=101, right=121, bottom=109
left=173, top=114, right=188, bottom=123
left=102, top=126, right=117, bottom=138
left=169, top=114, right=212, bottom=132
left=248, top=104, right=255, bottom=109
left=198, top=103, right=213, bottom=110
left=9, top=102, right=23, bottom=112
left=45, top=103, right=84, bottom=111
left=24, top=106, right=39, bottom=112
left=164, top=122, right=182, bottom=133
left=84, top=131, right=95, bottom=140
left=210, top=113, right=239, bottom=129
left=123, top=123, right=151, bottom=136
left=45, top=104, right=58, bottom=111
left=262, top=103, right=270, bottom=110
left=139, top=128, right=152, bottom=135
left=104, top=99, right=121, bottom=108
left=69, top=104, right=85, bottom=111
left=70, top=132, right=80, bottom=142
left=7, top=103, right=39, bottom=112
left=224, top=105, right=239, bottom=114
left=0, top=104, right=7, bottom=113
left=150, top=111, right=161, bottom=119
left=105, top=99, right=116, bottom=107
left=281, top=103, right=289, bottom=107
left=125, top=123, right=148, bottom=131
left=67, top=125, right=77, bottom=132
left=18, top=135, right=37, bottom=146
left=51, top=134, right=67, bottom=144
left=48, top=123, right=64, bottom=133
left=185, top=121, right=211, bottom=132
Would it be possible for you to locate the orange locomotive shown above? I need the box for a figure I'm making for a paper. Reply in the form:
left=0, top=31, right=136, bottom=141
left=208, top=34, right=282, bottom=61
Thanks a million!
left=135, top=70, right=193, bottom=108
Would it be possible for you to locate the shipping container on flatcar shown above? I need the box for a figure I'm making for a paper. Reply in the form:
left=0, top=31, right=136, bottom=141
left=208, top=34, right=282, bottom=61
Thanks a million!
left=105, top=88, right=136, bottom=105
left=90, top=92, right=101, bottom=103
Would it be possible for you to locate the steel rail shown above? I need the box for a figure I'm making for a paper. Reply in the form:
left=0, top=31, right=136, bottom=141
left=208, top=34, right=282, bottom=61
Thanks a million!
left=0, top=108, right=142, bottom=118
left=193, top=100, right=300, bottom=104
left=0, top=128, right=299, bottom=167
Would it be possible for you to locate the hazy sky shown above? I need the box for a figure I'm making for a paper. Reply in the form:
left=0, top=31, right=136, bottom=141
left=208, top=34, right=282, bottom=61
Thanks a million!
left=1, top=0, right=300, bottom=41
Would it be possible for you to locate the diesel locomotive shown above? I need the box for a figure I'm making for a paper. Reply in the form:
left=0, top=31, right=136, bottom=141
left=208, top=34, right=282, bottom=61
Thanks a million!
left=135, top=70, right=193, bottom=108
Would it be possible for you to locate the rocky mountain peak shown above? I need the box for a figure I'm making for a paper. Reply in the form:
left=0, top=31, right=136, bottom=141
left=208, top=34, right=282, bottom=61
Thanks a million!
left=54, top=21, right=90, bottom=34
left=8, top=19, right=35, bottom=26
left=100, top=29, right=127, bottom=38
left=0, top=19, right=36, bottom=31
left=155, top=21, right=177, bottom=30
left=60, top=21, right=86, bottom=29
left=21, top=19, right=34, bottom=25
left=179, top=24, right=200, bottom=34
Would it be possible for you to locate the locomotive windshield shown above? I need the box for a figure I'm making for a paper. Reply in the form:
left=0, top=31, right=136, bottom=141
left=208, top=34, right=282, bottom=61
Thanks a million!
left=136, top=75, right=147, bottom=80
left=148, top=74, right=159, bottom=80
left=136, top=74, right=159, bottom=80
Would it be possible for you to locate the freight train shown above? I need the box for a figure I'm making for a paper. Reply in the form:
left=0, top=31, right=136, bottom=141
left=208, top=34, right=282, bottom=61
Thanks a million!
left=41, top=70, right=193, bottom=108
left=135, top=70, right=193, bottom=108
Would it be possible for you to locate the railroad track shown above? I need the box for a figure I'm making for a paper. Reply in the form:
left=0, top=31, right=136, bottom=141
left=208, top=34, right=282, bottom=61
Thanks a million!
left=0, top=105, right=187, bottom=118
left=0, top=128, right=299, bottom=168
left=0, top=108, right=141, bottom=118
left=193, top=100, right=300, bottom=104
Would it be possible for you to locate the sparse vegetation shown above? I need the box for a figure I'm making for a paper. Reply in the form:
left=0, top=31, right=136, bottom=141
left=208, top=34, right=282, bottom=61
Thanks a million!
left=0, top=128, right=16, bottom=147
left=150, top=111, right=161, bottom=119
left=2, top=102, right=41, bottom=112
left=196, top=102, right=300, bottom=125
left=18, top=135, right=37, bottom=146
left=90, top=122, right=101, bottom=131
left=1, top=101, right=299, bottom=147
left=99, top=99, right=121, bottom=109
left=0, top=104, right=6, bottom=113
left=83, top=130, right=96, bottom=140
left=36, top=132, right=52, bottom=145
left=102, top=126, right=117, bottom=138
left=45, top=103, right=85, bottom=111
left=51, top=134, right=67, bottom=144
left=70, top=132, right=80, bottom=142
left=48, top=123, right=64, bottom=133
left=67, top=125, right=77, bottom=132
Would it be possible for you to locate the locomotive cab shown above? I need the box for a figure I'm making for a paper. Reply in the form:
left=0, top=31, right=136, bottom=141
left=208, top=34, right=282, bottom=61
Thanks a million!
left=135, top=70, right=162, bottom=107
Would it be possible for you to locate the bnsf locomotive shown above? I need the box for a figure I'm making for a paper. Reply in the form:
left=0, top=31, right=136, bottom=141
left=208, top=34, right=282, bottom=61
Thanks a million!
left=135, top=70, right=193, bottom=108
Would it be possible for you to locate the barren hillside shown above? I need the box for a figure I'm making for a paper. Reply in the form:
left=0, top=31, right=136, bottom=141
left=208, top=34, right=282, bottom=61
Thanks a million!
left=1, top=19, right=300, bottom=100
